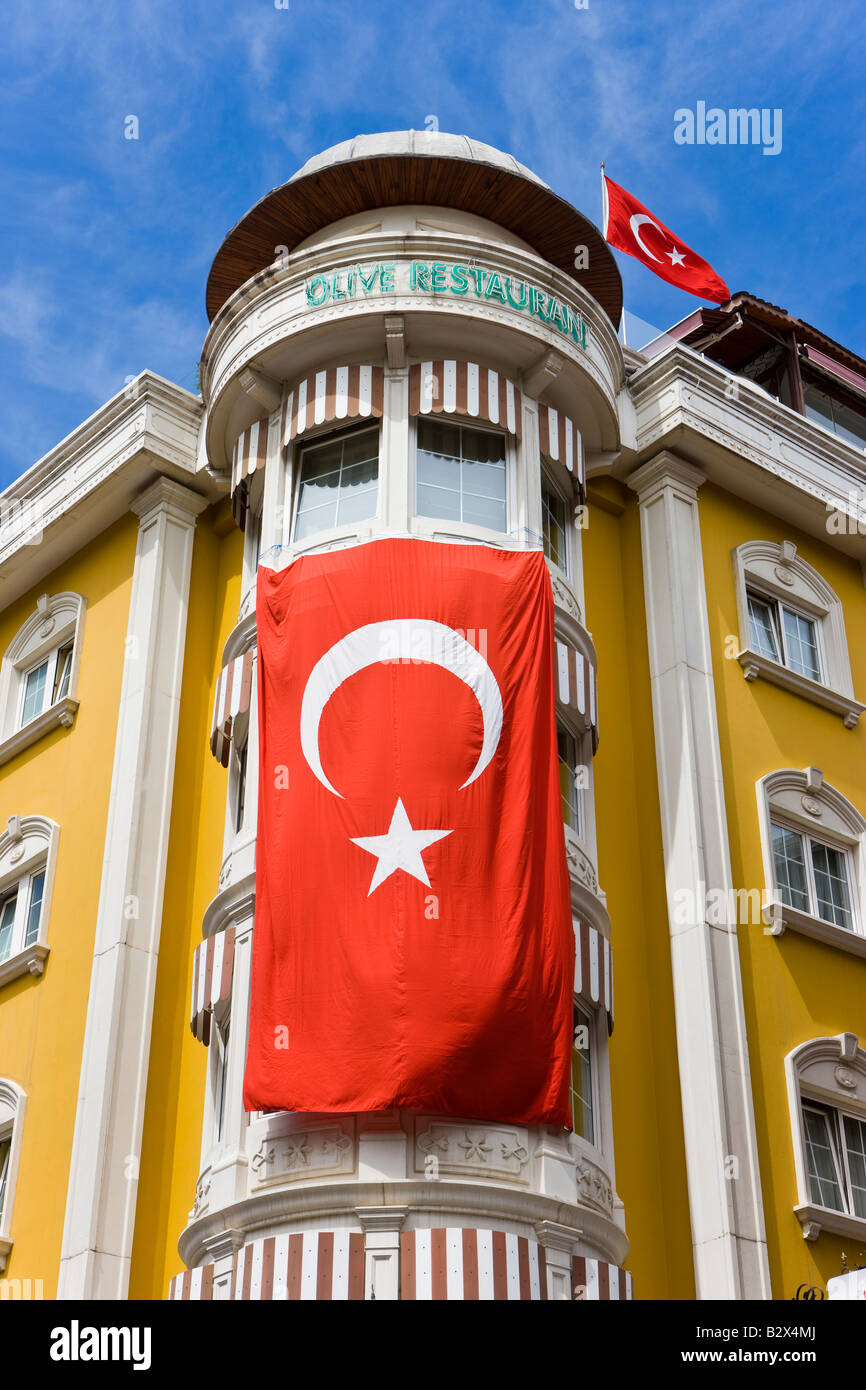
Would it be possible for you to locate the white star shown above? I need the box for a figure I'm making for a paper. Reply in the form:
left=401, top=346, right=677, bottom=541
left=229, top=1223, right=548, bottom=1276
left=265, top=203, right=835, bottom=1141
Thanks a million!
left=351, top=798, right=452, bottom=896
left=667, top=246, right=686, bottom=267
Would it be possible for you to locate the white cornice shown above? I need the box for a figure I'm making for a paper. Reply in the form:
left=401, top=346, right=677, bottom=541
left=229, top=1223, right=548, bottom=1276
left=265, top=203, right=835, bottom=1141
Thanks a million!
left=0, top=373, right=215, bottom=611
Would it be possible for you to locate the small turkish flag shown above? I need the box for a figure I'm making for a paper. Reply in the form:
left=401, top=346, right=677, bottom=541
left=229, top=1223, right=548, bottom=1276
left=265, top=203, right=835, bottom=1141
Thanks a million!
left=603, top=174, right=731, bottom=303
left=243, top=538, right=575, bottom=1127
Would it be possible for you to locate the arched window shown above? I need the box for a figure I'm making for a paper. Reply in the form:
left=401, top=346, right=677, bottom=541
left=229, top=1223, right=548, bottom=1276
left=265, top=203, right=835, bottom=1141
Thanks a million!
left=0, top=815, right=59, bottom=987
left=786, top=1034, right=866, bottom=1241
left=0, top=1078, right=26, bottom=1272
left=0, top=592, right=86, bottom=761
left=733, top=540, right=863, bottom=726
left=757, top=768, right=866, bottom=957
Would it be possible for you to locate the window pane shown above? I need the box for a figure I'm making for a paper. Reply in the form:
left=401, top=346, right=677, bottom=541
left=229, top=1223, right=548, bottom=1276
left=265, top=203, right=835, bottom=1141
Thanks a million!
left=571, top=1009, right=594, bottom=1143
left=416, top=420, right=506, bottom=530
left=0, top=894, right=17, bottom=963
left=810, top=841, right=854, bottom=931
left=557, top=726, right=580, bottom=833
left=53, top=643, right=74, bottom=702
left=747, top=594, right=780, bottom=661
left=24, top=871, right=45, bottom=948
left=542, top=478, right=569, bottom=572
left=294, top=430, right=380, bottom=541
left=21, top=661, right=48, bottom=725
left=235, top=744, right=248, bottom=834
left=843, top=1114, right=866, bottom=1219
left=216, top=1024, right=230, bottom=1142
left=771, top=823, right=809, bottom=912
left=782, top=607, right=820, bottom=681
left=803, top=1107, right=845, bottom=1210
left=0, top=1139, right=10, bottom=1221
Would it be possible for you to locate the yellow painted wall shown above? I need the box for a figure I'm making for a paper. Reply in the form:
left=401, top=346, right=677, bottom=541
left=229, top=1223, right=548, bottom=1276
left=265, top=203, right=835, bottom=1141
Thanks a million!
left=700, top=481, right=866, bottom=1299
left=0, top=514, right=139, bottom=1294
left=129, top=504, right=242, bottom=1299
left=585, top=481, right=696, bottom=1300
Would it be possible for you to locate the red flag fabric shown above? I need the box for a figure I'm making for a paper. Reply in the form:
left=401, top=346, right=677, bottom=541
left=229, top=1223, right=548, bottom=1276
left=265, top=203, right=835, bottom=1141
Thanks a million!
left=603, top=174, right=731, bottom=304
left=243, top=538, right=574, bottom=1127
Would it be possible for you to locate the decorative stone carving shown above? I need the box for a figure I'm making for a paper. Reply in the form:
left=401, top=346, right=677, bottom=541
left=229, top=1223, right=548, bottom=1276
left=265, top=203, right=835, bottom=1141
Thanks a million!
left=774, top=565, right=796, bottom=586
left=565, top=836, right=599, bottom=895
left=191, top=1173, right=211, bottom=1218
left=834, top=1066, right=858, bottom=1091
left=576, top=1155, right=614, bottom=1216
left=415, top=1121, right=530, bottom=1182
left=801, top=796, right=823, bottom=818
left=248, top=1125, right=355, bottom=1189
left=551, top=574, right=580, bottom=622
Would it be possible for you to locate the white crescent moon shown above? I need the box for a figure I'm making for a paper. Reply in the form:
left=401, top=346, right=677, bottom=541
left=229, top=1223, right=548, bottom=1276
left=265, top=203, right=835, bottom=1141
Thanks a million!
left=629, top=213, right=663, bottom=263
left=299, top=619, right=503, bottom=798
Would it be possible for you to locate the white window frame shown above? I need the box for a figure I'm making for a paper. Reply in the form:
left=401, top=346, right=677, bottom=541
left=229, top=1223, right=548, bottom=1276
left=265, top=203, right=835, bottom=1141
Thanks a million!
left=289, top=421, right=382, bottom=556
left=540, top=462, right=573, bottom=580
left=733, top=540, right=863, bottom=726
left=758, top=768, right=866, bottom=958
left=0, top=1078, right=26, bottom=1271
left=0, top=816, right=59, bottom=987
left=410, top=413, right=518, bottom=546
left=0, top=592, right=86, bottom=763
left=571, top=1000, right=595, bottom=1145
left=746, top=587, right=824, bottom=683
left=786, top=1033, right=866, bottom=1241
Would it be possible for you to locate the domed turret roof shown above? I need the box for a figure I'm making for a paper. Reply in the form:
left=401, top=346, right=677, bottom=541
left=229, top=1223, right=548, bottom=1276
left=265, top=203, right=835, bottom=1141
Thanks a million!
left=206, top=129, right=621, bottom=326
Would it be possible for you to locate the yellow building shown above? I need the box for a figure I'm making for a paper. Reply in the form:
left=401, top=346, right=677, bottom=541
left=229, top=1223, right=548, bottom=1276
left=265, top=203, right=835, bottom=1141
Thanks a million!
left=1, top=132, right=865, bottom=1302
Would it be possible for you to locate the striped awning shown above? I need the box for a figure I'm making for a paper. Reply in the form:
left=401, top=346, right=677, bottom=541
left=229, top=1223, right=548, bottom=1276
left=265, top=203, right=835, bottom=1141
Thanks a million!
left=575, top=920, right=613, bottom=1033
left=555, top=636, right=598, bottom=748
left=538, top=403, right=583, bottom=486
left=401, top=1229, right=544, bottom=1300
left=408, top=361, right=522, bottom=438
left=233, top=1232, right=365, bottom=1300
left=281, top=365, right=384, bottom=448
left=210, top=651, right=254, bottom=767
left=572, top=1256, right=633, bottom=1300
left=190, top=928, right=235, bottom=1045
left=231, top=417, right=269, bottom=497
left=168, top=1266, right=215, bottom=1300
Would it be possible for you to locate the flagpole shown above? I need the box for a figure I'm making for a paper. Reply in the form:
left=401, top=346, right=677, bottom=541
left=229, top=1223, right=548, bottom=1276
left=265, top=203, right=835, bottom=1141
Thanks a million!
left=601, top=163, right=626, bottom=345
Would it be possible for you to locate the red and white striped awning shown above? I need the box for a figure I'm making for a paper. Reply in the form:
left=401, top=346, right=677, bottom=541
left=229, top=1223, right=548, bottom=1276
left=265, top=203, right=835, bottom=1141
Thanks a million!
left=233, top=1232, right=365, bottom=1300
left=555, top=636, right=598, bottom=747
left=210, top=651, right=254, bottom=767
left=408, top=361, right=522, bottom=438
left=190, top=928, right=235, bottom=1046
left=168, top=1232, right=632, bottom=1301
left=231, top=416, right=269, bottom=497
left=572, top=1256, right=633, bottom=1300
left=168, top=1266, right=215, bottom=1300
left=281, top=365, right=384, bottom=448
left=401, top=1228, right=545, bottom=1299
left=538, top=403, right=583, bottom=486
left=575, top=920, right=613, bottom=1033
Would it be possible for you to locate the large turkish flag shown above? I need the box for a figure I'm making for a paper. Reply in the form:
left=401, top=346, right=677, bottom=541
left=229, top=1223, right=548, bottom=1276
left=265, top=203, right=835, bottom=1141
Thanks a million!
left=243, top=538, right=574, bottom=1126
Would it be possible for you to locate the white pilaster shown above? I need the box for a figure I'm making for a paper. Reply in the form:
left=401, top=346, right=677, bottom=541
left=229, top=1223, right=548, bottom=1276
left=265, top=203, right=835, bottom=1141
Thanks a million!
left=628, top=453, right=771, bottom=1300
left=58, top=478, right=208, bottom=1300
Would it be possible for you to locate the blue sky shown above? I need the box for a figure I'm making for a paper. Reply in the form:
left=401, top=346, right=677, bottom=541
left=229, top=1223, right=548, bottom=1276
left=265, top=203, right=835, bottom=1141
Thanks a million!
left=1, top=0, right=864, bottom=488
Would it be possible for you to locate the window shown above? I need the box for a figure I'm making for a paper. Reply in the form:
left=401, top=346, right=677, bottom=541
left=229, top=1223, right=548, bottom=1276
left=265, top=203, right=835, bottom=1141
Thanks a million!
left=292, top=425, right=379, bottom=542
left=771, top=822, right=855, bottom=931
left=0, top=1079, right=26, bottom=1270
left=747, top=590, right=820, bottom=681
left=758, top=770, right=866, bottom=955
left=787, top=1035, right=866, bottom=1240
left=804, top=384, right=866, bottom=451
left=542, top=472, right=570, bottom=574
left=571, top=1004, right=594, bottom=1143
left=234, top=742, right=248, bottom=835
left=215, top=1023, right=230, bottom=1143
left=733, top=542, right=862, bottom=726
left=0, top=816, right=59, bottom=987
left=557, top=724, right=581, bottom=835
left=0, top=593, right=85, bottom=760
left=416, top=419, right=506, bottom=531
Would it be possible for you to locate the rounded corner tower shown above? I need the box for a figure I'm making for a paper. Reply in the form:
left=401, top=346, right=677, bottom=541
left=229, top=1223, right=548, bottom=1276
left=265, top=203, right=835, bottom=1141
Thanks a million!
left=178, top=129, right=631, bottom=1303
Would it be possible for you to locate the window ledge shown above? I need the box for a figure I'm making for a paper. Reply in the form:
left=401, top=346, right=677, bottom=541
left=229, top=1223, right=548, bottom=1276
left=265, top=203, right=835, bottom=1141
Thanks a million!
left=0, top=1236, right=11, bottom=1273
left=0, top=943, right=50, bottom=989
left=763, top=899, right=866, bottom=958
left=737, top=649, right=864, bottom=727
left=0, top=698, right=79, bottom=766
left=795, top=1202, right=866, bottom=1243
